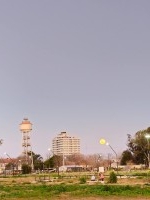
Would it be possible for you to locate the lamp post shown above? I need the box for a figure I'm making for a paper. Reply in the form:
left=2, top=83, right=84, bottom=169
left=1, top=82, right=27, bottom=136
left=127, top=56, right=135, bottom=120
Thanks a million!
left=107, top=153, right=112, bottom=170
left=106, top=142, right=118, bottom=173
left=18, top=160, right=22, bottom=172
left=97, top=154, right=102, bottom=171
left=145, top=134, right=150, bottom=169
left=100, top=139, right=118, bottom=174
left=62, top=155, right=66, bottom=166
left=48, top=148, right=53, bottom=169
left=4, top=152, right=14, bottom=176
left=97, top=154, right=102, bottom=163
left=41, top=158, right=44, bottom=171
left=48, top=148, right=60, bottom=176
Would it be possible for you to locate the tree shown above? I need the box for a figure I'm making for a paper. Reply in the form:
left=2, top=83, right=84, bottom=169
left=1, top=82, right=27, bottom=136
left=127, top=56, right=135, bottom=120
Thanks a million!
left=120, top=150, right=133, bottom=165
left=44, top=156, right=55, bottom=169
left=126, top=127, right=150, bottom=166
left=5, top=162, right=13, bottom=170
left=27, top=152, right=43, bottom=170
left=22, top=164, right=31, bottom=174
left=44, top=155, right=61, bottom=176
left=67, top=154, right=86, bottom=166
left=32, top=153, right=43, bottom=170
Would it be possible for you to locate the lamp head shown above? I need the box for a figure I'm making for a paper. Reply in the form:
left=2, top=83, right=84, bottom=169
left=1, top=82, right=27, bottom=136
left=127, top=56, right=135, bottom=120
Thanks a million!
left=145, top=134, right=150, bottom=139
left=99, top=138, right=106, bottom=145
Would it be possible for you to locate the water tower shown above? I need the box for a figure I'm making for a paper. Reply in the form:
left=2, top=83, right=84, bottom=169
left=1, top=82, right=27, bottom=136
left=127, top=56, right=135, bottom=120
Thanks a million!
left=19, top=118, right=33, bottom=169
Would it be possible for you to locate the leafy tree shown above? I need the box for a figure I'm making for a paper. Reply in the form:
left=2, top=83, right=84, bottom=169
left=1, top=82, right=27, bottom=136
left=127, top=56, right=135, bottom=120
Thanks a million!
left=44, top=156, right=55, bottom=169
left=126, top=127, right=150, bottom=166
left=27, top=152, right=43, bottom=170
left=120, top=150, right=133, bottom=165
left=22, top=164, right=31, bottom=174
left=32, top=153, right=43, bottom=170
left=44, top=155, right=62, bottom=176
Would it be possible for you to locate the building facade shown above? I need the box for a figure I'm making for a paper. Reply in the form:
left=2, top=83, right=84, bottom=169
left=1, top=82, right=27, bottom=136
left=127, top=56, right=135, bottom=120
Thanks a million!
left=52, top=132, right=80, bottom=156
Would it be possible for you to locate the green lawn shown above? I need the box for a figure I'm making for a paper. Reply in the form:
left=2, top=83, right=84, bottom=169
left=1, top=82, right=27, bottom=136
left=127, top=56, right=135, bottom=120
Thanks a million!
left=0, top=170, right=150, bottom=199
left=0, top=183, right=150, bottom=199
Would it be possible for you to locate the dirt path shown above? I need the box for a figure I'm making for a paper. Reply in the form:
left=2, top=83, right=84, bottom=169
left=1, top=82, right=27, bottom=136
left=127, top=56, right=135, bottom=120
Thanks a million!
left=49, top=194, right=150, bottom=200
left=56, top=197, right=149, bottom=200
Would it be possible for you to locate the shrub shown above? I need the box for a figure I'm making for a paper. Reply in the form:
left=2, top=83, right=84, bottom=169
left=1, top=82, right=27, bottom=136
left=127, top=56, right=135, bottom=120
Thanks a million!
left=79, top=176, right=86, bottom=184
left=22, top=182, right=31, bottom=185
left=108, top=171, right=117, bottom=183
left=22, top=164, right=31, bottom=174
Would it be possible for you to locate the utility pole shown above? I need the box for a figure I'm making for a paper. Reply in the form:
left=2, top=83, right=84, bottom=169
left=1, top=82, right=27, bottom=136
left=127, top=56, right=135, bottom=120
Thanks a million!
left=145, top=134, right=150, bottom=169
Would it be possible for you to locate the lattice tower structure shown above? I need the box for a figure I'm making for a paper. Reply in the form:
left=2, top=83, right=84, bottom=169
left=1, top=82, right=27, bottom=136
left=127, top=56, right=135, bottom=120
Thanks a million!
left=19, top=118, right=33, bottom=165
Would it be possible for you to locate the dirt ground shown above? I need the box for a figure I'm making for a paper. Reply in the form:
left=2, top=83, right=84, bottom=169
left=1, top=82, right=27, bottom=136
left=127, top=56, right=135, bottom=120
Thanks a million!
left=54, top=197, right=149, bottom=200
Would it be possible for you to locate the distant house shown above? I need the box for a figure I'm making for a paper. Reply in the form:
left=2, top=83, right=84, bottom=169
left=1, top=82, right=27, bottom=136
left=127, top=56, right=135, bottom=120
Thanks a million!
left=0, top=158, right=22, bottom=174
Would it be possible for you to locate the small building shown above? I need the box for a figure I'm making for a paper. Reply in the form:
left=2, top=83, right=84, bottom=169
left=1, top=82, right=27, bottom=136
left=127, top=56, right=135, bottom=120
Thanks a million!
left=0, top=158, right=22, bottom=175
left=59, top=165, right=83, bottom=172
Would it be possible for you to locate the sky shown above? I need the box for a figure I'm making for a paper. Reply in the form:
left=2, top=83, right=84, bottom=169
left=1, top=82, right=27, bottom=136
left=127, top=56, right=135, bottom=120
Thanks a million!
left=0, top=0, right=150, bottom=159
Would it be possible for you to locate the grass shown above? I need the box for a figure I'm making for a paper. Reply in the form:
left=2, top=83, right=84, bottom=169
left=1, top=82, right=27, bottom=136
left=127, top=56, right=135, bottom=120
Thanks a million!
left=0, top=170, right=149, bottom=199
left=0, top=182, right=149, bottom=199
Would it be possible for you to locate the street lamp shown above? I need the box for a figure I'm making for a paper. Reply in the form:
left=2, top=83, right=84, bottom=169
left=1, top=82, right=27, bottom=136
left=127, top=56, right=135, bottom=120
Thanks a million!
left=100, top=139, right=118, bottom=174
left=63, top=155, right=66, bottom=166
left=4, top=152, right=14, bottom=176
left=48, top=148, right=60, bottom=176
left=48, top=148, right=53, bottom=169
left=145, top=134, right=150, bottom=169
left=62, top=152, right=67, bottom=167
left=96, top=154, right=102, bottom=171
left=97, top=154, right=102, bottom=163
left=106, top=142, right=118, bottom=173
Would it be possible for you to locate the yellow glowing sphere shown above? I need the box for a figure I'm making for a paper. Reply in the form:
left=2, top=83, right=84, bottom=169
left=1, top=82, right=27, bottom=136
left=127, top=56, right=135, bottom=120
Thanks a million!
left=99, top=138, right=106, bottom=145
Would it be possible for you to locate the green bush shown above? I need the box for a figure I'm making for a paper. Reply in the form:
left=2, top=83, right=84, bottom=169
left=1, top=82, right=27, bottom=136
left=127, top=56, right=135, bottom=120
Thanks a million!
left=108, top=171, right=117, bottom=183
left=22, top=164, right=32, bottom=174
left=79, top=176, right=86, bottom=184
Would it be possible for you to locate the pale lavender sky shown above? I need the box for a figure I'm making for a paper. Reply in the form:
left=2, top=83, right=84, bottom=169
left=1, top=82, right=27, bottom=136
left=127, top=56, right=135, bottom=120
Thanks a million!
left=0, top=0, right=150, bottom=159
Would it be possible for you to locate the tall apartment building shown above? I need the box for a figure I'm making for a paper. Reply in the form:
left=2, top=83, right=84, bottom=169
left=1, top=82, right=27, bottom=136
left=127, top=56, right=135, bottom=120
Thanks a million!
left=52, top=132, right=80, bottom=156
